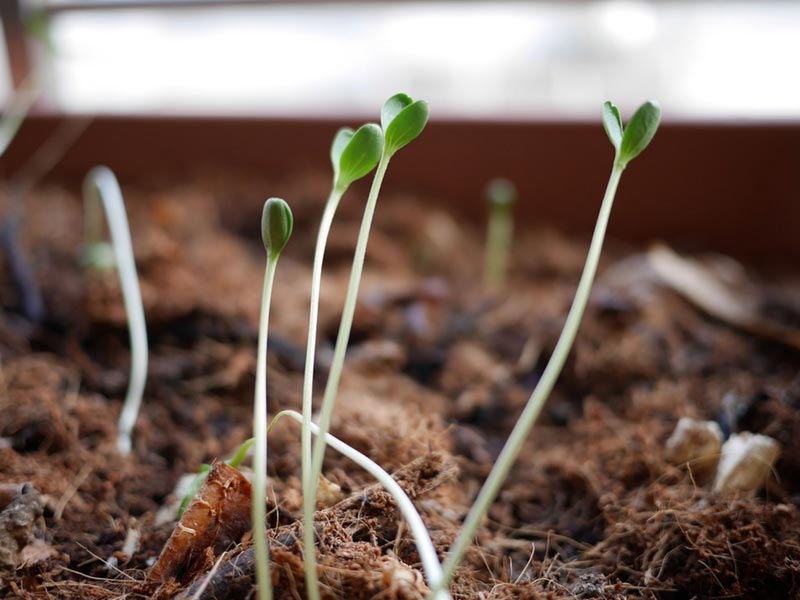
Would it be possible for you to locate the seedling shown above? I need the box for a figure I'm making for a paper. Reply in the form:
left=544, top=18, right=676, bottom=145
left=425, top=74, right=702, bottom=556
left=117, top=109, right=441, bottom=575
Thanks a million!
left=303, top=93, right=429, bottom=600
left=269, top=410, right=450, bottom=600
left=82, top=167, right=148, bottom=456
left=483, top=177, right=517, bottom=288
left=300, top=124, right=383, bottom=598
left=431, top=100, right=662, bottom=595
left=252, top=198, right=293, bottom=600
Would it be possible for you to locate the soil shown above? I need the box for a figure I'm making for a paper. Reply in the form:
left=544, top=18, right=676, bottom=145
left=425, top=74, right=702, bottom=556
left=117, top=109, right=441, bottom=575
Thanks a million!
left=1, top=172, right=799, bottom=599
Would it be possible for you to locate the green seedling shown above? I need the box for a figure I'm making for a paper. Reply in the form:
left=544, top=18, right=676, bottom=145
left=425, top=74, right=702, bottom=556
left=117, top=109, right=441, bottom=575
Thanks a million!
left=177, top=438, right=254, bottom=518
left=483, top=178, right=517, bottom=288
left=253, top=198, right=293, bottom=600
left=432, top=100, right=662, bottom=595
left=269, top=410, right=450, bottom=600
left=303, top=93, right=428, bottom=600
left=300, top=124, right=383, bottom=599
left=82, top=167, right=148, bottom=456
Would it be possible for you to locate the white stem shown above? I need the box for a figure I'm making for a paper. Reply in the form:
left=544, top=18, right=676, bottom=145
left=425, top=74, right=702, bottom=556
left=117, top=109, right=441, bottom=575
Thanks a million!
left=83, top=167, right=148, bottom=456
left=310, top=156, right=390, bottom=496
left=435, top=164, right=624, bottom=593
left=301, top=188, right=342, bottom=600
left=253, top=259, right=278, bottom=600
left=273, top=410, right=451, bottom=600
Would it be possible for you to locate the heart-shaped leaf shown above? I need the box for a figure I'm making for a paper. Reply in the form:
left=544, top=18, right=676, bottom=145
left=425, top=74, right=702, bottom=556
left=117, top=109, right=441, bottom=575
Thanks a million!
left=602, top=101, right=623, bottom=152
left=261, top=197, right=293, bottom=260
left=333, top=123, right=383, bottom=191
left=618, top=100, right=661, bottom=167
left=381, top=93, right=429, bottom=157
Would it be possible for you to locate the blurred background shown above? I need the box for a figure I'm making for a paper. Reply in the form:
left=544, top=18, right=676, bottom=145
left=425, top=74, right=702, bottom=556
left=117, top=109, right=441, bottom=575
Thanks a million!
left=3, top=0, right=800, bottom=120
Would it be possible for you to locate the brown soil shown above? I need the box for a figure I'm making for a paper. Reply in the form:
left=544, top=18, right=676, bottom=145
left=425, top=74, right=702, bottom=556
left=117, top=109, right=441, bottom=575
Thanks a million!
left=1, top=173, right=799, bottom=599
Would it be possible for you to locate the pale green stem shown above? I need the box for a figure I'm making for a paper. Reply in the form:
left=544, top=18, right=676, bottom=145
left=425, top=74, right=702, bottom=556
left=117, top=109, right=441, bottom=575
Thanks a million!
left=301, top=188, right=343, bottom=600
left=309, top=155, right=390, bottom=496
left=253, top=258, right=278, bottom=600
left=484, top=203, right=513, bottom=288
left=270, top=410, right=451, bottom=600
left=434, top=164, right=624, bottom=593
left=83, top=167, right=148, bottom=456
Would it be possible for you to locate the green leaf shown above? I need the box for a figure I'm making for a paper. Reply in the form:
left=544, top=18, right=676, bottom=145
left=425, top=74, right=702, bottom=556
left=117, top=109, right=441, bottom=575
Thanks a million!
left=602, top=101, right=623, bottom=151
left=381, top=93, right=429, bottom=157
left=227, top=438, right=253, bottom=469
left=334, top=123, right=384, bottom=191
left=261, top=197, right=293, bottom=260
left=330, top=127, right=354, bottom=180
left=618, top=100, right=661, bottom=167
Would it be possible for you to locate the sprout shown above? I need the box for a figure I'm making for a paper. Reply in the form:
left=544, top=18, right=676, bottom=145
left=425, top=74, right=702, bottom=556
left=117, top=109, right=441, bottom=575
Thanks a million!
left=300, top=124, right=383, bottom=600
left=269, top=410, right=450, bottom=600
left=82, top=167, right=148, bottom=456
left=432, top=100, right=662, bottom=595
left=252, top=198, right=292, bottom=600
left=483, top=178, right=517, bottom=288
left=303, top=94, right=429, bottom=600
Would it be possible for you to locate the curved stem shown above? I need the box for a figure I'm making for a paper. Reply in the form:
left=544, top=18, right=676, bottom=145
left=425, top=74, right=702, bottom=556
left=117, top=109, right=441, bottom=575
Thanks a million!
left=301, top=188, right=343, bottom=600
left=83, top=167, right=148, bottom=456
left=253, top=258, right=278, bottom=600
left=270, top=410, right=451, bottom=600
left=435, top=164, right=624, bottom=592
left=310, top=156, right=390, bottom=495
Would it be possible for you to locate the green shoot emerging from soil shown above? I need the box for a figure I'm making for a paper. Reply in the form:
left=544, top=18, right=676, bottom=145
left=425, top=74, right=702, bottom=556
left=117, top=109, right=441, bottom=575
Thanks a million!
left=483, top=177, right=517, bottom=288
left=300, top=124, right=383, bottom=599
left=253, top=197, right=293, bottom=600
left=433, top=100, right=662, bottom=595
left=82, top=167, right=148, bottom=456
left=303, top=93, right=429, bottom=600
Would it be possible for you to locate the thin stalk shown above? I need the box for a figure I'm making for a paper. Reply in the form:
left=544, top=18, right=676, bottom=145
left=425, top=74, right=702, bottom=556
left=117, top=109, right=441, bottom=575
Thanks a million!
left=435, top=164, right=624, bottom=592
left=309, top=155, right=390, bottom=495
left=301, top=187, right=343, bottom=600
left=253, top=258, right=278, bottom=600
left=270, top=410, right=451, bottom=600
left=484, top=203, right=513, bottom=288
left=84, top=168, right=148, bottom=456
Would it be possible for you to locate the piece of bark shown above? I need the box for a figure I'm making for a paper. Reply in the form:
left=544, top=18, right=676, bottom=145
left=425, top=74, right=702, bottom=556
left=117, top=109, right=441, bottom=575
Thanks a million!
left=148, top=461, right=252, bottom=583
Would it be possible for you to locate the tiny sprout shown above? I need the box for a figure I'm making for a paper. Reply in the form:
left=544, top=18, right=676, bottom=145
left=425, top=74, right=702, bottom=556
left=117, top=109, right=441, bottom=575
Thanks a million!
left=253, top=198, right=292, bottom=600
left=300, top=123, right=385, bottom=600
left=82, top=167, right=148, bottom=456
left=261, top=197, right=293, bottom=260
left=434, top=100, right=662, bottom=595
left=331, top=123, right=384, bottom=192
left=603, top=100, right=662, bottom=169
left=302, top=94, right=429, bottom=600
left=484, top=178, right=517, bottom=288
left=381, top=93, right=430, bottom=157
